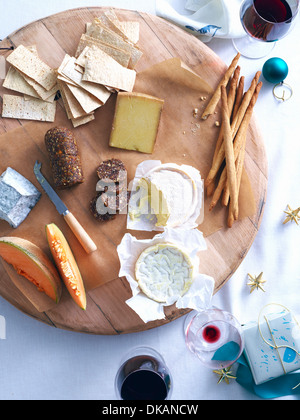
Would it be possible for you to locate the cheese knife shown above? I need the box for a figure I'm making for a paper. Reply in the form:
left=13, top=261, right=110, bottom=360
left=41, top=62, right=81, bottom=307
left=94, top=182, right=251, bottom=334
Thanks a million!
left=34, top=161, right=97, bottom=254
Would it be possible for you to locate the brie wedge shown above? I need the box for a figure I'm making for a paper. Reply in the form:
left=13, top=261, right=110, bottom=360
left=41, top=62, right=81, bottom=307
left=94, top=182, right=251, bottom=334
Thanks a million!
left=135, top=243, right=194, bottom=303
left=143, top=164, right=198, bottom=228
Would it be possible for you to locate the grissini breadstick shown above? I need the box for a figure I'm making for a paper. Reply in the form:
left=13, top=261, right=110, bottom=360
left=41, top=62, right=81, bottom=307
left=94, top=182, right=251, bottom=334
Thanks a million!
left=221, top=85, right=238, bottom=223
left=207, top=66, right=240, bottom=197
left=236, top=82, right=263, bottom=188
left=222, top=82, right=262, bottom=206
left=206, top=180, right=215, bottom=197
left=201, top=52, right=241, bottom=120
left=205, top=71, right=261, bottom=188
left=232, top=75, right=245, bottom=120
left=231, top=71, right=261, bottom=137
left=211, top=66, right=240, bottom=160
left=209, top=169, right=226, bottom=210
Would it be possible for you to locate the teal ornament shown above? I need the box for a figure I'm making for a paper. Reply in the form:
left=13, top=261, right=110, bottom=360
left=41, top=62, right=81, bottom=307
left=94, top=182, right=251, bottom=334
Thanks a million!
left=262, top=58, right=292, bottom=101
left=262, top=57, right=288, bottom=84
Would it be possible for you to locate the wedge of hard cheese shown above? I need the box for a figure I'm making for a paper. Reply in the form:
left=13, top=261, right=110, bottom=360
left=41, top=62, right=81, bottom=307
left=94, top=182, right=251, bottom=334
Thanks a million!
left=109, top=92, right=164, bottom=154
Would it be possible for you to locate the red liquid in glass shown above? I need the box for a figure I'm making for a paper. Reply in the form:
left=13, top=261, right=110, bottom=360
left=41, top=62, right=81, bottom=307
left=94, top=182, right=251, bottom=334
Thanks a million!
left=202, top=325, right=221, bottom=343
left=242, top=0, right=293, bottom=41
left=255, top=0, right=292, bottom=22
left=121, top=369, right=168, bottom=400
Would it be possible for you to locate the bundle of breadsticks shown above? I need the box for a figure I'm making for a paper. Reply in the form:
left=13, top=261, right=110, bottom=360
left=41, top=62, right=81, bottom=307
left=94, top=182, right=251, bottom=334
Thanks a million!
left=202, top=52, right=262, bottom=228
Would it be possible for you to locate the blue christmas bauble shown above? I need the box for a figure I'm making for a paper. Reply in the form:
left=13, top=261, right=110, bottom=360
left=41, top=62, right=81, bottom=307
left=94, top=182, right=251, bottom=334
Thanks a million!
left=262, top=58, right=288, bottom=84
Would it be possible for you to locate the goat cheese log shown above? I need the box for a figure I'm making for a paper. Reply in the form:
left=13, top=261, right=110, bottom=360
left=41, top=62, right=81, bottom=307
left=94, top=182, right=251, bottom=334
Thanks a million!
left=44, top=127, right=84, bottom=189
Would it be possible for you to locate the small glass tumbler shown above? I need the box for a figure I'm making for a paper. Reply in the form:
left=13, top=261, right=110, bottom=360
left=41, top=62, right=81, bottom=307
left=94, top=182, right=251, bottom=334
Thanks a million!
left=114, top=346, right=173, bottom=400
left=184, top=308, right=244, bottom=369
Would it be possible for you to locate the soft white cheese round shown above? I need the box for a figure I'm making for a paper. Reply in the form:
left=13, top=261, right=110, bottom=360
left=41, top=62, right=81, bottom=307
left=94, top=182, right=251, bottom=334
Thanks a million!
left=135, top=243, right=194, bottom=303
left=144, top=164, right=198, bottom=228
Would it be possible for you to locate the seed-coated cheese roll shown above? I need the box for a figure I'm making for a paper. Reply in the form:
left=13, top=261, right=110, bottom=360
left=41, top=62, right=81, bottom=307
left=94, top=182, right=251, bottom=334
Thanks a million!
left=44, top=127, right=84, bottom=189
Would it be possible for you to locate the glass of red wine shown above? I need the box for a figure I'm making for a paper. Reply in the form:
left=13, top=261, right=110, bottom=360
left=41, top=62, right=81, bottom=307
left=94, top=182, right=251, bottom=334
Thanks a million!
left=233, top=0, right=299, bottom=59
left=184, top=308, right=244, bottom=369
left=115, top=346, right=173, bottom=400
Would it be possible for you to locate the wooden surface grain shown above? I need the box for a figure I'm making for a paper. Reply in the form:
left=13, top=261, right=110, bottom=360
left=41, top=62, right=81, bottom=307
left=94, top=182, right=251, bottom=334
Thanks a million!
left=0, top=7, right=267, bottom=334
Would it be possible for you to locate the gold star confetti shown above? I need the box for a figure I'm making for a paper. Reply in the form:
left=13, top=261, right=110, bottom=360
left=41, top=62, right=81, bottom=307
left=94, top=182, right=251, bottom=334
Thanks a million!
left=213, top=367, right=236, bottom=384
left=247, top=272, right=266, bottom=293
left=283, top=205, right=300, bottom=225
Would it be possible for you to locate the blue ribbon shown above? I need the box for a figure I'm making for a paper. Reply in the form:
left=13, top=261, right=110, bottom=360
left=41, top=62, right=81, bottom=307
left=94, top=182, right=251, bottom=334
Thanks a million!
left=236, top=354, right=300, bottom=399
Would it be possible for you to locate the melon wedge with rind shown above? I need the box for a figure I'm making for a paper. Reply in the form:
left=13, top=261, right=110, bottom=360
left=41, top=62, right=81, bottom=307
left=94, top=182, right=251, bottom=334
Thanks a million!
left=0, top=236, right=62, bottom=303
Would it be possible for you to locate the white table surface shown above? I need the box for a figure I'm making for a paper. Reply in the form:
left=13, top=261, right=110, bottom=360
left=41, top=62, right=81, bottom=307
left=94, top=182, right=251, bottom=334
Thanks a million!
left=0, top=0, right=300, bottom=401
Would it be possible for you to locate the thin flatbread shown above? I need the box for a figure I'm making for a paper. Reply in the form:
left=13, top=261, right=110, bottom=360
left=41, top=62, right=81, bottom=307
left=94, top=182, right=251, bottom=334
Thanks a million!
left=93, top=14, right=129, bottom=40
left=113, top=21, right=139, bottom=44
left=75, top=38, right=130, bottom=68
left=72, top=113, right=95, bottom=128
left=66, top=81, right=102, bottom=114
left=103, top=9, right=139, bottom=44
left=82, top=48, right=136, bottom=91
left=58, top=82, right=88, bottom=119
left=2, top=94, right=56, bottom=121
left=58, top=55, right=111, bottom=104
left=2, top=67, right=40, bottom=99
left=86, top=22, right=142, bottom=69
left=6, top=45, right=57, bottom=91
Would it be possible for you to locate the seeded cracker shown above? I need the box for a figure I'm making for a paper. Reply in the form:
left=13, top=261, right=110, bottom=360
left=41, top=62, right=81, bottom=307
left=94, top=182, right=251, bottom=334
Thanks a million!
left=82, top=47, right=136, bottom=92
left=2, top=94, right=56, bottom=122
left=75, top=34, right=131, bottom=68
left=86, top=20, right=142, bottom=69
left=6, top=45, right=57, bottom=91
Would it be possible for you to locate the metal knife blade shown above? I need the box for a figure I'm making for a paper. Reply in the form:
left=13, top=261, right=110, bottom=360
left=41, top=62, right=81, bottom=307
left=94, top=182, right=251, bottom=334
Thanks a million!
left=34, top=160, right=69, bottom=216
left=33, top=160, right=97, bottom=254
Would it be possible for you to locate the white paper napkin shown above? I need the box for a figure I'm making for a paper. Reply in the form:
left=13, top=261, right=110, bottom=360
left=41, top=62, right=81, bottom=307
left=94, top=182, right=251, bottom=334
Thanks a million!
left=156, top=0, right=245, bottom=40
left=117, top=228, right=215, bottom=323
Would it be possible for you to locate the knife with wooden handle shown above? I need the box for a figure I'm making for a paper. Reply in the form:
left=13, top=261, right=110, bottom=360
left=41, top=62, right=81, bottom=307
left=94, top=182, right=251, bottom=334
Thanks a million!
left=34, top=161, right=97, bottom=254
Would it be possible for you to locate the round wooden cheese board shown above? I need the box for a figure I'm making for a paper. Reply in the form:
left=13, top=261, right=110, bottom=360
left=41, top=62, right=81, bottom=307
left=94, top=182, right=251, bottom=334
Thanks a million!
left=0, top=7, right=267, bottom=334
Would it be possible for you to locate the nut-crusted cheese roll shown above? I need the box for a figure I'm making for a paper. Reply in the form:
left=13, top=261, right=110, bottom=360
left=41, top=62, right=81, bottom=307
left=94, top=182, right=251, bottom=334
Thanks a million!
left=44, top=127, right=84, bottom=189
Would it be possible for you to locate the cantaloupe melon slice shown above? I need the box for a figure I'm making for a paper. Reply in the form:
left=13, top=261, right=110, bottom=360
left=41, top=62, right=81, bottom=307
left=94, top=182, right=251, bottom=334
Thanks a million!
left=0, top=236, right=62, bottom=303
left=46, top=223, right=86, bottom=310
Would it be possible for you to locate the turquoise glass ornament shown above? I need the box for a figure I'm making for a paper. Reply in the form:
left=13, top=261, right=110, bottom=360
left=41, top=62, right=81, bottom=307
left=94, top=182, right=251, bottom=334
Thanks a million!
left=262, top=58, right=288, bottom=84
left=262, top=58, right=292, bottom=101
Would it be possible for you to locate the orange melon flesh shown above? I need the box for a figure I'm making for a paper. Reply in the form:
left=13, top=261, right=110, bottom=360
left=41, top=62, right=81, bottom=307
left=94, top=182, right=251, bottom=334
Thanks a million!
left=46, top=223, right=86, bottom=310
left=0, top=237, right=62, bottom=303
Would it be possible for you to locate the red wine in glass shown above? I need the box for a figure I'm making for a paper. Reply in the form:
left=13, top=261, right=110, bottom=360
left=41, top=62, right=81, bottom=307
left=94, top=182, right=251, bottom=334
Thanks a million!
left=120, top=368, right=168, bottom=400
left=242, top=0, right=294, bottom=42
left=184, top=308, right=244, bottom=369
left=202, top=325, right=221, bottom=343
left=115, top=347, right=172, bottom=400
left=233, top=0, right=299, bottom=58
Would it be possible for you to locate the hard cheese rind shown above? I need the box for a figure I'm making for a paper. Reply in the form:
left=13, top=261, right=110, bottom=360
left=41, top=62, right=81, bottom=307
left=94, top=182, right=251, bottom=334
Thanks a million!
left=135, top=243, right=194, bottom=303
left=0, top=167, right=41, bottom=228
left=109, top=92, right=164, bottom=153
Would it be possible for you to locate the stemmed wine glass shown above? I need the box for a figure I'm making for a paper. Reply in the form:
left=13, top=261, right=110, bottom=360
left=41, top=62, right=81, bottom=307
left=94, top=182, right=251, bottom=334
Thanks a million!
left=184, top=308, right=244, bottom=369
left=114, top=346, right=173, bottom=400
left=233, top=0, right=299, bottom=59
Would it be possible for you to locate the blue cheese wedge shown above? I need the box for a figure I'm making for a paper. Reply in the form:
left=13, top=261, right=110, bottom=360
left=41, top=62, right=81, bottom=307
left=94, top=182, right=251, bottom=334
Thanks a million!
left=0, top=167, right=41, bottom=228
left=135, top=243, right=194, bottom=303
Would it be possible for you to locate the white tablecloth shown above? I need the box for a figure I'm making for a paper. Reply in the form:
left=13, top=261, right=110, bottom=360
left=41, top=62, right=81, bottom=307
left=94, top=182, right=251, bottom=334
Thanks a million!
left=0, top=0, right=299, bottom=401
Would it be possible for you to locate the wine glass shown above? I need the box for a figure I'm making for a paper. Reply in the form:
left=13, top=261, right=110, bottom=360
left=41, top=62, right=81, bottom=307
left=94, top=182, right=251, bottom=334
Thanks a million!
left=114, top=346, right=173, bottom=400
left=184, top=308, right=244, bottom=369
left=233, top=0, right=299, bottom=59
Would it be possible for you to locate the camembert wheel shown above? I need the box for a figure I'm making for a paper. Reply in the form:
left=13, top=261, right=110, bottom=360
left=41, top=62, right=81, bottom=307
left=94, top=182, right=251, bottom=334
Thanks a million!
left=135, top=243, right=194, bottom=303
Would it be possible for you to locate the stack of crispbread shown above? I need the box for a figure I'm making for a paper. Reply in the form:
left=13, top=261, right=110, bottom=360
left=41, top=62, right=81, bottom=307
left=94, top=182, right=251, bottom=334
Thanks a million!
left=2, top=45, right=58, bottom=122
left=1, top=9, right=142, bottom=127
left=57, top=9, right=142, bottom=127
